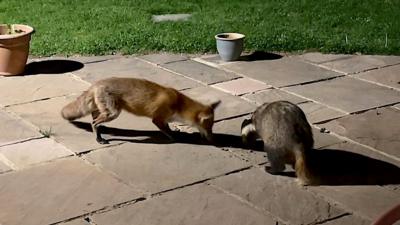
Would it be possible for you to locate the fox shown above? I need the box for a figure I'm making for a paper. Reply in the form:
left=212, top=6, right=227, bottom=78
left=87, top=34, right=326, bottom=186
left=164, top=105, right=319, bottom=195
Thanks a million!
left=241, top=101, right=316, bottom=185
left=61, top=77, right=221, bottom=144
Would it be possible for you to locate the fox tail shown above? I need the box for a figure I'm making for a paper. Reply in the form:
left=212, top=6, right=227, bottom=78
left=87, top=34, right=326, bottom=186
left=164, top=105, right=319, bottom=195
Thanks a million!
left=61, top=91, right=94, bottom=121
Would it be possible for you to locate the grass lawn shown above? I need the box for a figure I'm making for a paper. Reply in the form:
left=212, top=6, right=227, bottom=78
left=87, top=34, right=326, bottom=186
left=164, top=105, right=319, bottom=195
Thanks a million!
left=1, top=0, right=399, bottom=56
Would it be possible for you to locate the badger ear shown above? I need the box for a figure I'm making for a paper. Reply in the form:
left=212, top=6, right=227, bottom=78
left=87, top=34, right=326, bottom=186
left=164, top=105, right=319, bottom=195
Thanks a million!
left=210, top=100, right=221, bottom=110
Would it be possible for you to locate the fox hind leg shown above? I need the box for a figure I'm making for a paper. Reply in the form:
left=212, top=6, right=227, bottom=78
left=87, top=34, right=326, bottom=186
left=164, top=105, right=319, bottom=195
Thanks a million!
left=92, top=90, right=121, bottom=144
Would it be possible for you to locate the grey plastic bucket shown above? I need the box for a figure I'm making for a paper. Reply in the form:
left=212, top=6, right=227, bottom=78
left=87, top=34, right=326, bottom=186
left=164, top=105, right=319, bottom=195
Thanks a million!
left=215, top=33, right=245, bottom=61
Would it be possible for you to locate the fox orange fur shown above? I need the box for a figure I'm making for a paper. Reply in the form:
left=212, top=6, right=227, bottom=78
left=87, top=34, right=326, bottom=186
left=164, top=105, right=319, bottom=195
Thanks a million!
left=61, top=77, right=220, bottom=144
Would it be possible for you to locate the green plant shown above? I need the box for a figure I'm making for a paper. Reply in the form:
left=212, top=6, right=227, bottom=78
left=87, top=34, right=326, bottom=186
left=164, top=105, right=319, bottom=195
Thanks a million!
left=39, top=127, right=54, bottom=138
left=2, top=24, right=23, bottom=35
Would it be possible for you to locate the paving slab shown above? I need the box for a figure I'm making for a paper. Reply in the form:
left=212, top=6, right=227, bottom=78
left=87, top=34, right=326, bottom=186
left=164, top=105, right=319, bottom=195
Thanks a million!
left=321, top=107, right=400, bottom=159
left=84, top=142, right=253, bottom=194
left=3, top=53, right=400, bottom=225
left=211, top=77, right=271, bottom=96
left=0, top=74, right=89, bottom=106
left=195, top=54, right=232, bottom=66
left=221, top=57, right=342, bottom=87
left=72, top=57, right=199, bottom=90
left=320, top=55, right=400, bottom=74
left=0, top=157, right=141, bottom=225
left=6, top=95, right=104, bottom=153
left=296, top=52, right=352, bottom=64
left=284, top=76, right=400, bottom=113
left=0, top=160, right=11, bottom=173
left=243, top=88, right=308, bottom=105
left=0, top=138, right=72, bottom=169
left=210, top=167, right=349, bottom=225
left=308, top=185, right=400, bottom=222
left=182, top=86, right=256, bottom=121
left=353, top=64, right=400, bottom=90
left=0, top=109, right=41, bottom=147
left=161, top=60, right=240, bottom=84
left=297, top=101, right=347, bottom=124
left=92, top=184, right=277, bottom=225
left=312, top=127, right=343, bottom=149
left=139, top=53, right=189, bottom=64
left=243, top=88, right=347, bottom=124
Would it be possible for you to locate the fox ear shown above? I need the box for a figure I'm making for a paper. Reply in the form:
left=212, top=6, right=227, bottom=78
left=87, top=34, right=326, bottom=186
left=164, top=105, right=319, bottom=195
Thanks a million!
left=210, top=100, right=221, bottom=110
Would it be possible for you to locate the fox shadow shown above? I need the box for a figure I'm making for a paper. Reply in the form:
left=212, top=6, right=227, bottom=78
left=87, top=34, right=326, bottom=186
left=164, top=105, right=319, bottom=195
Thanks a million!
left=69, top=121, right=264, bottom=151
left=71, top=121, right=400, bottom=186
left=23, top=59, right=84, bottom=75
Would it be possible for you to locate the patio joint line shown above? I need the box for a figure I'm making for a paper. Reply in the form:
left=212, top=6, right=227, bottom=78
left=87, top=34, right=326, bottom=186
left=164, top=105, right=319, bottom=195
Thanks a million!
left=136, top=57, right=210, bottom=86
left=209, top=181, right=289, bottom=225
left=313, top=124, right=400, bottom=163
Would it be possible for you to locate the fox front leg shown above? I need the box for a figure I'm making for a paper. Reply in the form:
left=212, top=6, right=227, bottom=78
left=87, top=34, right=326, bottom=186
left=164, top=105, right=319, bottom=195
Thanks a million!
left=152, top=117, right=174, bottom=140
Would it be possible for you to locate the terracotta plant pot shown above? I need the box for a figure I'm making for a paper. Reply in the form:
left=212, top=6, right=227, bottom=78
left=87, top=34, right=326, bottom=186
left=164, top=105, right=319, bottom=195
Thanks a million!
left=0, top=24, right=34, bottom=76
left=215, top=33, right=245, bottom=61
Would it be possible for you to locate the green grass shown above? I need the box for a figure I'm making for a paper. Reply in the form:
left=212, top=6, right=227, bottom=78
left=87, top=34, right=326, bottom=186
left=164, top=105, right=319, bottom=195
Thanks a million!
left=1, top=0, right=399, bottom=56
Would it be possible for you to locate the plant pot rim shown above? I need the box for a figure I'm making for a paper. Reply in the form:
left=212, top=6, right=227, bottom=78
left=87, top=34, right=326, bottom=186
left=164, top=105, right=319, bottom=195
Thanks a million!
left=0, top=24, right=34, bottom=40
left=215, top=33, right=245, bottom=41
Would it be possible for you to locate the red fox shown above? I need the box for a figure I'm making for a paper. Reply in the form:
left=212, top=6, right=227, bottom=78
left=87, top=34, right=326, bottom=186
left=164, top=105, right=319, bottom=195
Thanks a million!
left=61, top=77, right=220, bottom=144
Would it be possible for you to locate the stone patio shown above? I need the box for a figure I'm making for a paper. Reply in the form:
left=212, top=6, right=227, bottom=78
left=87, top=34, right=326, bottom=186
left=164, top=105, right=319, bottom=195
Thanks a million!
left=0, top=52, right=399, bottom=225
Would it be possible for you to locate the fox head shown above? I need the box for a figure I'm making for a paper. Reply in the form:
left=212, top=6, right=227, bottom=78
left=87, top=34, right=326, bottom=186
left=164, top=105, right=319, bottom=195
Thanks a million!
left=196, top=100, right=221, bottom=142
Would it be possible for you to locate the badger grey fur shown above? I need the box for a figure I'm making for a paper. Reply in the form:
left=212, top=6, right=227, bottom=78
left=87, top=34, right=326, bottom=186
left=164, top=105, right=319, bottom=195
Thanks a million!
left=241, top=101, right=315, bottom=185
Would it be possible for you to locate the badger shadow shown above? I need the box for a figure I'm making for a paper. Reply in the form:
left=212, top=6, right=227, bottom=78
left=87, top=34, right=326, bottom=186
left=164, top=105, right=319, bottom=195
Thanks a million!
left=70, top=121, right=400, bottom=186
left=306, top=149, right=400, bottom=186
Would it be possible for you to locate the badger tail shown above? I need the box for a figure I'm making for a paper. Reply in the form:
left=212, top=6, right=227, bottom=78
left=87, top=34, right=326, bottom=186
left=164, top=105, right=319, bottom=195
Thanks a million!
left=294, top=145, right=316, bottom=185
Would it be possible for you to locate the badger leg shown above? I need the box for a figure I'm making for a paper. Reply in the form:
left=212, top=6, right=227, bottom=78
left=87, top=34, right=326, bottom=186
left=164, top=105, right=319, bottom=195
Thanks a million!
left=265, top=146, right=286, bottom=174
